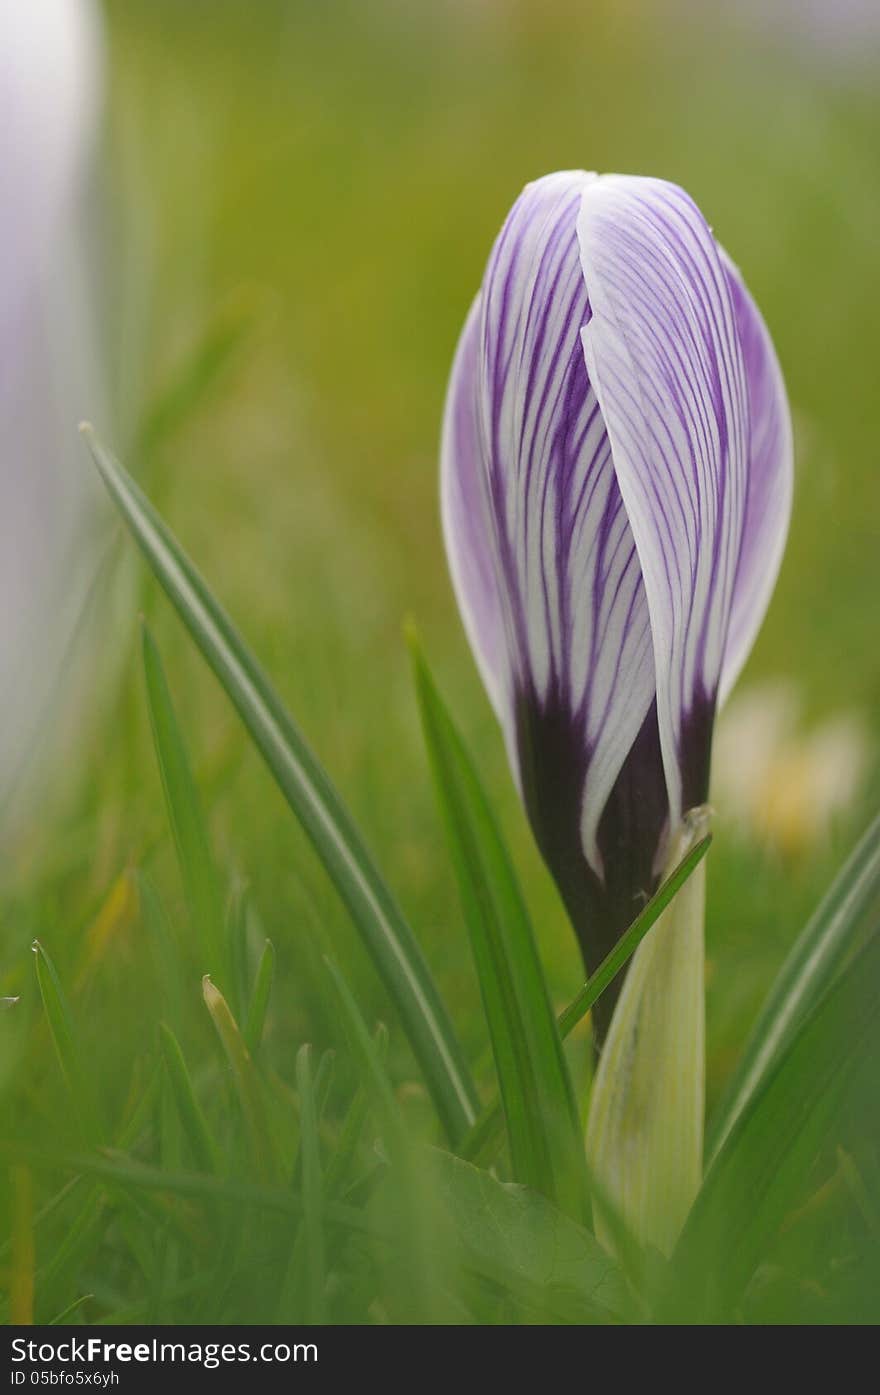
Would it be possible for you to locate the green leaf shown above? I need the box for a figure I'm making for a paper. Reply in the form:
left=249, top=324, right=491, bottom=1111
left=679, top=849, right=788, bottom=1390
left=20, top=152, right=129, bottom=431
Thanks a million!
left=141, top=622, right=227, bottom=983
left=32, top=942, right=103, bottom=1145
left=668, top=931, right=880, bottom=1321
left=294, top=1044, right=327, bottom=1323
left=410, top=636, right=587, bottom=1218
left=158, top=1022, right=220, bottom=1175
left=82, top=426, right=477, bottom=1145
left=707, top=812, right=880, bottom=1162
left=430, top=1149, right=628, bottom=1323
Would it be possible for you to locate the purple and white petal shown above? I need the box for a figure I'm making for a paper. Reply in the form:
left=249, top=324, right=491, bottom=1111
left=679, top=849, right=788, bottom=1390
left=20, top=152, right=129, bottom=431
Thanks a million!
left=476, top=172, right=658, bottom=871
left=441, top=169, right=790, bottom=1036
left=441, top=295, right=510, bottom=727
left=578, top=176, right=750, bottom=823
left=718, top=251, right=794, bottom=704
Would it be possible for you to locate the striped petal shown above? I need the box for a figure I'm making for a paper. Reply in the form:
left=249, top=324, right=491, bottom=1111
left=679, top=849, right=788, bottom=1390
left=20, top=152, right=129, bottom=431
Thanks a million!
left=441, top=175, right=672, bottom=1023
left=443, top=172, right=659, bottom=876
left=578, top=176, right=750, bottom=825
left=441, top=295, right=509, bottom=730
left=719, top=252, right=794, bottom=703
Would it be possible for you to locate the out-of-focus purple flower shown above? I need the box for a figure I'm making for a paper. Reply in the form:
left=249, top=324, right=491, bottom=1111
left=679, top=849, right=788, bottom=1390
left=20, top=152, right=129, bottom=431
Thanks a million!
left=0, top=0, right=104, bottom=803
left=442, top=171, right=792, bottom=1037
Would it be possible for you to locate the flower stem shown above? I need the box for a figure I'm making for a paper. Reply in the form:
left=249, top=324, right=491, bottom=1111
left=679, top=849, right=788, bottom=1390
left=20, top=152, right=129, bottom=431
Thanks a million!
left=585, top=807, right=711, bottom=1255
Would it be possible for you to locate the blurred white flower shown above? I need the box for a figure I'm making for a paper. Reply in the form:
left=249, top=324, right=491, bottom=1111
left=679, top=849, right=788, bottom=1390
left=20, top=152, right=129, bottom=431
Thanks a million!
left=0, top=0, right=105, bottom=811
left=712, top=680, right=872, bottom=855
left=733, top=0, right=880, bottom=62
left=661, top=0, right=880, bottom=77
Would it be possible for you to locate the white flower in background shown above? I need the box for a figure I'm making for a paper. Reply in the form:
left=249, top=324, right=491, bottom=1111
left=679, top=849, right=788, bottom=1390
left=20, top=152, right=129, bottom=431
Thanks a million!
left=712, top=680, right=871, bottom=855
left=735, top=0, right=880, bottom=64
left=0, top=0, right=105, bottom=812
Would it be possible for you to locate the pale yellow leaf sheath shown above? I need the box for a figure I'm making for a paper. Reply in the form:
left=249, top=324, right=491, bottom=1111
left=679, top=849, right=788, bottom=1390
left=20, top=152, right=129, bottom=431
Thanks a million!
left=586, top=808, right=711, bottom=1256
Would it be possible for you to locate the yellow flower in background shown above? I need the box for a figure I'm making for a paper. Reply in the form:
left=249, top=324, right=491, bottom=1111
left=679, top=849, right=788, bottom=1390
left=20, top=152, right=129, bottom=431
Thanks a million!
left=712, top=680, right=871, bottom=856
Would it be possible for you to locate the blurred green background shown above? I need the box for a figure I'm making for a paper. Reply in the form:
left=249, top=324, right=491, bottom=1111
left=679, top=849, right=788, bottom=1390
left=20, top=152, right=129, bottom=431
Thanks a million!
left=3, top=0, right=879, bottom=1291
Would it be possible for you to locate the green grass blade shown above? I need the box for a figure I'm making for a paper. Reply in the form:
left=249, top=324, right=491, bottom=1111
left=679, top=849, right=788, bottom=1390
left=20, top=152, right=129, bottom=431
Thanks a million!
left=225, top=879, right=251, bottom=1022
left=324, top=1027, right=385, bottom=1200
left=158, top=1023, right=220, bottom=1175
left=668, top=931, right=880, bottom=1320
left=138, top=872, right=185, bottom=1026
left=82, top=426, right=477, bottom=1144
left=410, top=637, right=586, bottom=1219
left=459, top=834, right=712, bottom=1167
left=141, top=621, right=227, bottom=983
left=322, top=957, right=435, bottom=1318
left=295, top=1044, right=327, bottom=1323
left=202, top=975, right=275, bottom=1180
left=707, top=812, right=880, bottom=1162
left=32, top=942, right=103, bottom=1145
left=557, top=835, right=712, bottom=1036
left=313, top=1048, right=335, bottom=1122
left=47, top=1294, right=94, bottom=1326
left=322, top=959, right=410, bottom=1165
left=243, top=939, right=275, bottom=1054
left=0, top=1145, right=368, bottom=1234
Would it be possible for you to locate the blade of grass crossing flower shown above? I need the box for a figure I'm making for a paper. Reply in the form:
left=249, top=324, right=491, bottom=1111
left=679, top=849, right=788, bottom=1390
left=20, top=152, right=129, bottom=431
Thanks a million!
left=243, top=939, right=275, bottom=1055
left=32, top=942, right=103, bottom=1145
left=295, top=1044, right=327, bottom=1324
left=707, top=812, right=880, bottom=1162
left=668, top=931, right=880, bottom=1320
left=158, top=1023, right=220, bottom=1175
left=558, top=835, right=712, bottom=1036
left=82, top=427, right=477, bottom=1144
left=141, top=622, right=227, bottom=985
left=459, top=834, right=712, bottom=1167
left=410, top=636, right=586, bottom=1220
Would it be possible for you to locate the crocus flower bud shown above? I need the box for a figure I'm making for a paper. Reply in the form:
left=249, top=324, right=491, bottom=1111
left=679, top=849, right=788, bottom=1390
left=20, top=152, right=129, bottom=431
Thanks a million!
left=442, top=171, right=792, bottom=1044
left=443, top=170, right=793, bottom=1249
left=0, top=0, right=104, bottom=807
